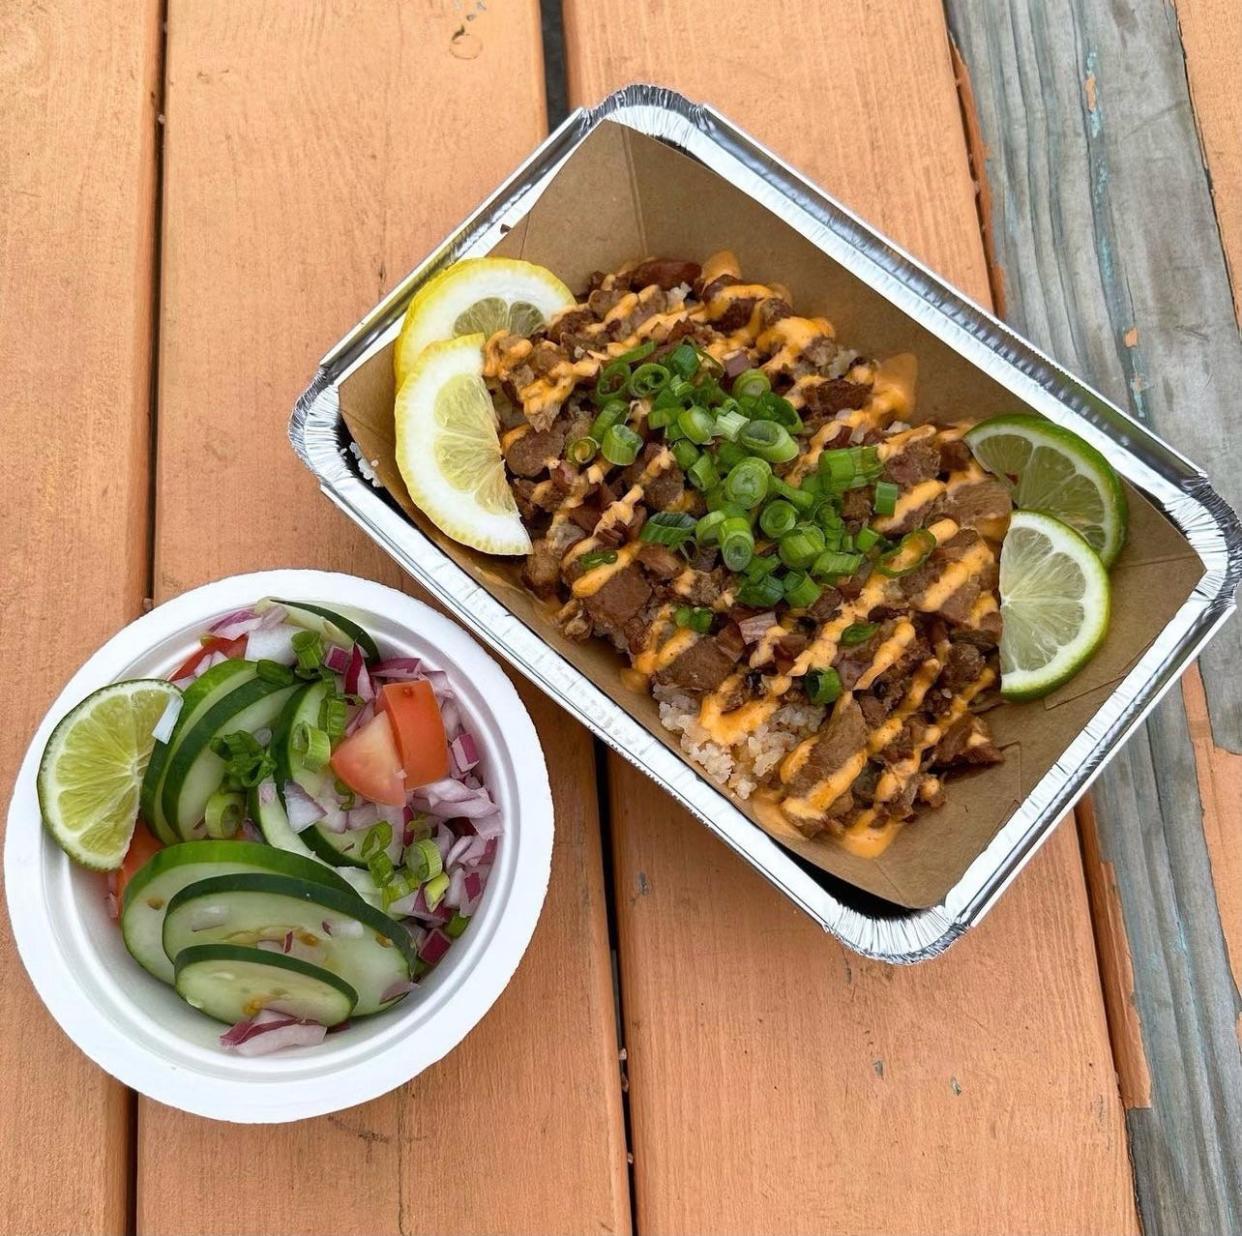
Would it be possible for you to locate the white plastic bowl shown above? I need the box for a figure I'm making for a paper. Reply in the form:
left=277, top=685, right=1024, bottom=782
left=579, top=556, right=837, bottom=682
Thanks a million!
left=5, top=570, right=553, bottom=1122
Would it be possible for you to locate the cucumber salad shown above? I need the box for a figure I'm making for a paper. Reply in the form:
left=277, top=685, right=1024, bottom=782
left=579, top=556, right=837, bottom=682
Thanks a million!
left=36, top=599, right=500, bottom=1055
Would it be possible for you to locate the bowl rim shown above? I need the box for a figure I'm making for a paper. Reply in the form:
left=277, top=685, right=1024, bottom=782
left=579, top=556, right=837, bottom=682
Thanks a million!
left=4, top=569, right=553, bottom=1122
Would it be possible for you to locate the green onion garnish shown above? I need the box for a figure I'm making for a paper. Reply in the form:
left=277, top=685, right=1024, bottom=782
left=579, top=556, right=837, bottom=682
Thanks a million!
left=445, top=913, right=471, bottom=939
left=687, top=452, right=720, bottom=492
left=404, top=836, right=442, bottom=883
left=210, top=729, right=274, bottom=789
left=382, top=875, right=416, bottom=909
left=737, top=573, right=785, bottom=608
left=667, top=342, right=699, bottom=379
left=589, top=400, right=627, bottom=442
left=256, top=659, right=296, bottom=685
left=647, top=405, right=677, bottom=430
left=672, top=440, right=701, bottom=471
left=768, top=477, right=818, bottom=513
left=874, top=528, right=936, bottom=577
left=714, top=408, right=749, bottom=441
left=841, top=622, right=879, bottom=646
left=320, top=695, right=349, bottom=742
left=820, top=445, right=882, bottom=492
left=856, top=526, right=882, bottom=553
left=732, top=369, right=771, bottom=400
left=629, top=362, right=671, bottom=398
left=677, top=406, right=715, bottom=445
left=812, top=549, right=863, bottom=579
left=567, top=436, right=598, bottom=466
left=695, top=510, right=728, bottom=545
left=595, top=360, right=631, bottom=402
left=873, top=480, right=899, bottom=517
left=803, top=667, right=843, bottom=706
left=690, top=607, right=714, bottom=633
left=601, top=423, right=643, bottom=466
left=759, top=499, right=798, bottom=539
left=640, top=511, right=697, bottom=549
left=577, top=549, right=619, bottom=572
left=779, top=525, right=826, bottom=569
left=423, top=871, right=451, bottom=911
left=782, top=570, right=822, bottom=610
left=204, top=789, right=244, bottom=839
left=738, top=418, right=798, bottom=463
left=719, top=516, right=755, bottom=572
left=723, top=456, right=771, bottom=509
left=744, top=552, right=780, bottom=580
left=291, top=629, right=324, bottom=674
left=715, top=440, right=749, bottom=471
left=367, top=850, right=395, bottom=888
left=291, top=721, right=331, bottom=773
left=615, top=340, right=656, bottom=366
left=361, top=820, right=393, bottom=859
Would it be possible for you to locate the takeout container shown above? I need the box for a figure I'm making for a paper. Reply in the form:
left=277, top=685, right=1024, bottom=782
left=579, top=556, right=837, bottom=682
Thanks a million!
left=5, top=570, right=553, bottom=1122
left=290, top=86, right=1242, bottom=961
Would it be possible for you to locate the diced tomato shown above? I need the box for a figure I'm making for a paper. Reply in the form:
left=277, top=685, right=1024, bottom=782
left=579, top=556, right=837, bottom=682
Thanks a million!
left=115, top=823, right=163, bottom=903
left=330, top=711, right=406, bottom=807
left=169, top=635, right=246, bottom=682
left=376, top=681, right=449, bottom=790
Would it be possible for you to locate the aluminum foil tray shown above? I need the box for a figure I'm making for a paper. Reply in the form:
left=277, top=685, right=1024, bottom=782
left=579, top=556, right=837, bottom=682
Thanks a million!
left=291, top=85, right=1242, bottom=962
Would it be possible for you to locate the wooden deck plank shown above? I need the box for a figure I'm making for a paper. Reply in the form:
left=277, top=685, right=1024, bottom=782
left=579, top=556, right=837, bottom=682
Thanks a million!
left=945, top=2, right=1242, bottom=1231
left=0, top=3, right=161, bottom=1231
left=562, top=3, right=1138, bottom=1232
left=138, top=4, right=629, bottom=1233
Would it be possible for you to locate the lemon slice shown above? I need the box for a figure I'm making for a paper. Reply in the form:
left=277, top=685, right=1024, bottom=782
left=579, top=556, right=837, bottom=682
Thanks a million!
left=965, top=414, right=1128, bottom=566
left=38, top=679, right=182, bottom=869
left=394, top=257, right=575, bottom=385
left=395, top=333, right=532, bottom=556
left=998, top=511, right=1111, bottom=700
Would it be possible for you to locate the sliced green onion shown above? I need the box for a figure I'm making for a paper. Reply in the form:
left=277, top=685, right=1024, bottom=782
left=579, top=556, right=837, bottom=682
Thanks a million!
left=673, top=605, right=693, bottom=628
left=716, top=440, right=749, bottom=471
left=856, top=526, right=882, bottom=553
left=423, top=871, right=451, bottom=911
left=875, top=528, right=937, bottom=577
left=820, top=444, right=882, bottom=492
left=667, top=342, right=699, bottom=379
left=782, top=570, right=823, bottom=610
left=320, top=695, right=349, bottom=742
left=652, top=384, right=683, bottom=411
left=291, top=629, right=324, bottom=674
left=368, top=850, right=395, bottom=888
left=577, top=549, right=619, bottom=572
left=841, top=622, right=879, bottom=646
left=629, top=362, right=671, bottom=397
left=756, top=391, right=802, bottom=431
left=404, top=836, right=443, bottom=883
left=640, top=511, right=697, bottom=549
left=744, top=552, right=780, bottom=580
left=690, top=607, right=714, bottom=633
left=695, top=510, right=728, bottom=545
left=714, top=408, right=749, bottom=441
left=361, top=820, right=393, bottom=859
left=589, top=400, right=627, bottom=442
left=873, top=480, right=899, bottom=516
left=779, top=525, right=826, bottom=569
left=738, top=418, right=798, bottom=463
left=615, top=340, right=656, bottom=366
left=678, top=406, right=715, bottom=445
left=723, top=456, right=771, bottom=509
left=291, top=721, right=331, bottom=773
left=803, top=667, right=843, bottom=706
left=732, top=369, right=771, bottom=400
left=601, top=423, right=643, bottom=466
left=671, top=440, right=700, bottom=471
left=737, top=573, right=785, bottom=607
left=405, top=811, right=432, bottom=841
left=567, top=436, right=598, bottom=465
left=256, top=659, right=296, bottom=685
left=720, top=516, right=755, bottom=572
left=382, top=874, right=417, bottom=909
left=445, top=913, right=471, bottom=939
left=204, top=789, right=244, bottom=839
left=647, top=404, right=677, bottom=430
left=812, top=549, right=863, bottom=579
left=769, top=477, right=818, bottom=513
left=687, top=452, right=720, bottom=492
left=759, top=499, right=798, bottom=538
left=210, top=730, right=274, bottom=789
left=595, top=361, right=631, bottom=402
left=799, top=471, right=824, bottom=497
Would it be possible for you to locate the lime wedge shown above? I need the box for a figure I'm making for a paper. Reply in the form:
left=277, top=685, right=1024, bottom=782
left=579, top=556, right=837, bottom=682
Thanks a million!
left=998, top=511, right=1111, bottom=700
left=965, top=414, right=1127, bottom=566
left=394, top=257, right=575, bottom=385
left=38, top=679, right=182, bottom=869
left=395, top=333, right=532, bottom=556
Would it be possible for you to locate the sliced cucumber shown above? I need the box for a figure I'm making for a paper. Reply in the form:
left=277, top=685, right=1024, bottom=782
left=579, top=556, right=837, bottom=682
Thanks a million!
left=140, top=659, right=253, bottom=844
left=302, top=821, right=369, bottom=869
left=163, top=873, right=415, bottom=1015
left=272, top=679, right=333, bottom=800
left=121, top=840, right=353, bottom=983
left=174, top=943, right=356, bottom=1026
left=259, top=598, right=380, bottom=663
left=160, top=677, right=297, bottom=840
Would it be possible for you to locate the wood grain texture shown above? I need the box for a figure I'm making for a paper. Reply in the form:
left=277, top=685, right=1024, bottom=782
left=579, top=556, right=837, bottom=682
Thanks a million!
left=0, top=2, right=161, bottom=1231
left=1175, top=0, right=1241, bottom=318
left=564, top=3, right=1137, bottom=1232
left=946, top=1, right=1242, bottom=1230
left=139, top=4, right=630, bottom=1233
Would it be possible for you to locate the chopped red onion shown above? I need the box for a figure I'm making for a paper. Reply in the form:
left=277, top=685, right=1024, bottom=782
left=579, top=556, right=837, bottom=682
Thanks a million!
left=444, top=867, right=466, bottom=910
left=232, top=1021, right=326, bottom=1056
left=323, top=644, right=352, bottom=674
left=445, top=834, right=473, bottom=870
left=439, top=697, right=462, bottom=738
left=419, top=929, right=451, bottom=965
left=356, top=660, right=374, bottom=704
left=151, top=694, right=183, bottom=744
left=238, top=817, right=261, bottom=843
left=219, top=1008, right=295, bottom=1047
left=244, top=622, right=300, bottom=665
left=210, top=607, right=256, bottom=634
left=379, top=979, right=414, bottom=1004
left=104, top=892, right=119, bottom=921
left=344, top=802, right=379, bottom=831
left=344, top=701, right=374, bottom=737
left=432, top=824, right=453, bottom=863
left=463, top=870, right=484, bottom=902
left=256, top=603, right=288, bottom=630
left=284, top=784, right=325, bottom=833
left=410, top=777, right=497, bottom=820
left=470, top=811, right=502, bottom=839
left=321, top=917, right=364, bottom=939
left=450, top=733, right=480, bottom=775
left=370, top=657, right=423, bottom=679
left=738, top=611, right=778, bottom=645
left=257, top=780, right=277, bottom=808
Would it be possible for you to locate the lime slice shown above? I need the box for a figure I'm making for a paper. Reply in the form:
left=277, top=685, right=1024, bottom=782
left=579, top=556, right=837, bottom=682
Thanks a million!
left=395, top=333, right=532, bottom=556
left=998, top=511, right=1111, bottom=700
left=38, top=679, right=182, bottom=869
left=394, top=257, right=575, bottom=385
left=965, top=414, right=1128, bottom=566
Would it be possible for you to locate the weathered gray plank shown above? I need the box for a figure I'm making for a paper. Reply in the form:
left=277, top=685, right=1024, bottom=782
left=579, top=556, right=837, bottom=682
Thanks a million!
left=946, top=1, right=1242, bottom=1232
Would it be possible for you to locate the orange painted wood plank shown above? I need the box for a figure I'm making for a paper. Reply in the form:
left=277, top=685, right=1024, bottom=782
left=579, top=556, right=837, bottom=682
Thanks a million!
left=0, top=2, right=161, bottom=1231
left=562, top=2, right=1137, bottom=1232
left=138, top=4, right=629, bottom=1233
